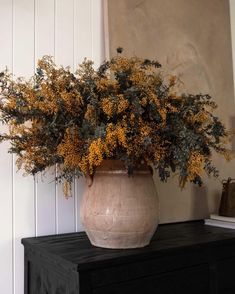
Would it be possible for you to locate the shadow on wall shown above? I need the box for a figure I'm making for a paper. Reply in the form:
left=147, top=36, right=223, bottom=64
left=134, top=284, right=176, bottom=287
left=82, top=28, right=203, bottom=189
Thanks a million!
left=230, top=116, right=235, bottom=151
left=191, top=182, right=222, bottom=219
left=191, top=185, right=209, bottom=219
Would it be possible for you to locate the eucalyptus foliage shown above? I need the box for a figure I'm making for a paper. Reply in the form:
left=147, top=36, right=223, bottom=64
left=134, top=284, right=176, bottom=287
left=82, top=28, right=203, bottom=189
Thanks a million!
left=0, top=48, right=229, bottom=189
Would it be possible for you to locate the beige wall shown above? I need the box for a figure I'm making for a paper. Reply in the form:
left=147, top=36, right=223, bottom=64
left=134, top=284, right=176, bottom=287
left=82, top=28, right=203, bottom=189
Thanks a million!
left=106, top=0, right=235, bottom=223
left=230, top=0, right=235, bottom=97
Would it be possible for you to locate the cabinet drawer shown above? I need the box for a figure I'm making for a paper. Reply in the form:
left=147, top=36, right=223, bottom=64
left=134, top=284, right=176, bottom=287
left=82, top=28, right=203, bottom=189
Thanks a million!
left=218, top=257, right=235, bottom=294
left=93, top=264, right=209, bottom=294
left=27, top=258, right=78, bottom=294
left=91, top=250, right=207, bottom=288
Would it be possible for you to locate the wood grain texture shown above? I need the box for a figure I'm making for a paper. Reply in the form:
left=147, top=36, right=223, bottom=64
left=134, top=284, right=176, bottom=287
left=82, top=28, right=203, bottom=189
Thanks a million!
left=22, top=221, right=235, bottom=294
left=22, top=221, right=235, bottom=270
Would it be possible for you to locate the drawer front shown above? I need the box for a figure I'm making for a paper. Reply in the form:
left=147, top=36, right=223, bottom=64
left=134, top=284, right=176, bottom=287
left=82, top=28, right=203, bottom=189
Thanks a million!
left=218, top=257, right=235, bottom=294
left=91, top=250, right=207, bottom=288
left=27, top=259, right=78, bottom=294
left=93, top=264, right=209, bottom=294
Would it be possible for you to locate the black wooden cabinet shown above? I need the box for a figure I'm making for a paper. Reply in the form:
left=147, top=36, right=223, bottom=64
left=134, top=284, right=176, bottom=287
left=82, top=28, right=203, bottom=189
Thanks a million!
left=22, top=221, right=235, bottom=294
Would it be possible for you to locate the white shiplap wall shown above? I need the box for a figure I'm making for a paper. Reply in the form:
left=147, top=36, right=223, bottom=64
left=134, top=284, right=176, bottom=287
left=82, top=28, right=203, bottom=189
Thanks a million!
left=0, top=1, right=104, bottom=294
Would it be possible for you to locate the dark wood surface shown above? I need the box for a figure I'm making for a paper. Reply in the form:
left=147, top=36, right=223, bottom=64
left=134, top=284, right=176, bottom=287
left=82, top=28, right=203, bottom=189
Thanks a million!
left=22, top=221, right=235, bottom=294
left=22, top=220, right=235, bottom=270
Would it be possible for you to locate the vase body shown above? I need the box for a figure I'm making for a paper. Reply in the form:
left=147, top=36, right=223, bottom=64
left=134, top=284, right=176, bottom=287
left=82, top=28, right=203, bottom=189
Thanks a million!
left=80, top=161, right=159, bottom=249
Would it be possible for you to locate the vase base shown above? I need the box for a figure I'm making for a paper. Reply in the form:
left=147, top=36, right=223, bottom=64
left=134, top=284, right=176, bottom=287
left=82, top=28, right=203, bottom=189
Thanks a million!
left=86, top=227, right=158, bottom=249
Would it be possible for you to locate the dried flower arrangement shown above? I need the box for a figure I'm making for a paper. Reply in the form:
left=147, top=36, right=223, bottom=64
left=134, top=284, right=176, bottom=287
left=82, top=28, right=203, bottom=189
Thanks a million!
left=0, top=48, right=230, bottom=194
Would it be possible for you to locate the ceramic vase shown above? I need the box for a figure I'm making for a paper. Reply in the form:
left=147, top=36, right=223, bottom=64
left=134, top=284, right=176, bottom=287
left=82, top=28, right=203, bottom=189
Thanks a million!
left=80, top=160, right=159, bottom=249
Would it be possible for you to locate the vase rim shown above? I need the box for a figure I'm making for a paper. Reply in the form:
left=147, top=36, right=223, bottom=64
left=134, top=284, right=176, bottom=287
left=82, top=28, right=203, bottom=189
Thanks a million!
left=95, top=169, right=151, bottom=175
left=95, top=159, right=152, bottom=174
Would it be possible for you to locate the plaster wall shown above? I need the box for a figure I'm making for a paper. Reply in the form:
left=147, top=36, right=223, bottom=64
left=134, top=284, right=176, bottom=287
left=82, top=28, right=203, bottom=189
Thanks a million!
left=106, top=0, right=235, bottom=223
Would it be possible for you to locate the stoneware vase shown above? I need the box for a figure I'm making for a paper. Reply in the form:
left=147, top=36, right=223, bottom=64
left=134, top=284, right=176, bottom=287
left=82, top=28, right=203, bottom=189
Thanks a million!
left=80, top=160, right=159, bottom=249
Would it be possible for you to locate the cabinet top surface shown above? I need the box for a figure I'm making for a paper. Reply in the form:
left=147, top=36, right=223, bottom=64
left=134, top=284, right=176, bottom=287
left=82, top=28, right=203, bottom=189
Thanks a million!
left=22, top=221, right=235, bottom=270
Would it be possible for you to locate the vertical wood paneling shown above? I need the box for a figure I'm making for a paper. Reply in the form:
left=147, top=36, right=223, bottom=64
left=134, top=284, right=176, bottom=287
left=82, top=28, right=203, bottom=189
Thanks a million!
left=35, top=0, right=55, bottom=59
left=92, top=0, right=105, bottom=67
left=0, top=0, right=104, bottom=293
left=76, top=0, right=93, bottom=63
left=56, top=0, right=76, bottom=234
left=35, top=0, right=56, bottom=236
left=0, top=3, right=13, bottom=294
left=13, top=0, right=35, bottom=77
left=35, top=169, right=56, bottom=236
left=55, top=0, right=74, bottom=67
left=103, top=0, right=110, bottom=60
left=13, top=1, right=35, bottom=294
left=0, top=1, right=13, bottom=69
left=75, top=178, right=86, bottom=231
left=0, top=126, right=13, bottom=293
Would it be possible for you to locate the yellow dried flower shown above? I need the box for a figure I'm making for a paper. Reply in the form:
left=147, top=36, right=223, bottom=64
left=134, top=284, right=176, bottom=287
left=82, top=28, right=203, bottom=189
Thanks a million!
left=130, top=70, right=146, bottom=85
left=0, top=50, right=229, bottom=193
left=187, top=151, right=205, bottom=181
left=154, top=146, right=166, bottom=162
left=150, top=93, right=160, bottom=108
left=140, top=125, right=151, bottom=137
left=169, top=75, right=177, bottom=87
left=117, top=95, right=129, bottom=113
left=101, top=97, right=114, bottom=117
left=85, top=104, right=96, bottom=123
left=105, top=123, right=117, bottom=150
left=116, top=125, right=128, bottom=148
left=188, top=111, right=209, bottom=124
left=88, top=138, right=104, bottom=173
left=63, top=180, right=72, bottom=199
left=109, top=56, right=130, bottom=72
left=140, top=97, right=148, bottom=107
left=57, top=128, right=81, bottom=170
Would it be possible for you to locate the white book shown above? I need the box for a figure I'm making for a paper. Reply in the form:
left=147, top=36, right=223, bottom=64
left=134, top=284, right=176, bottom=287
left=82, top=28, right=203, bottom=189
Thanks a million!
left=204, top=218, right=235, bottom=229
left=210, top=214, right=235, bottom=223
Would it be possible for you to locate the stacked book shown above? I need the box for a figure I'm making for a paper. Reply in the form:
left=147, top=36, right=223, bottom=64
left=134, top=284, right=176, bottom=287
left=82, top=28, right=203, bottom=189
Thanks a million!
left=204, top=214, right=235, bottom=229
